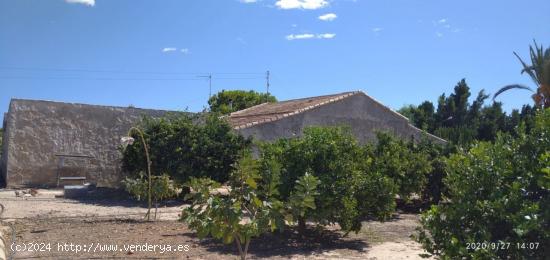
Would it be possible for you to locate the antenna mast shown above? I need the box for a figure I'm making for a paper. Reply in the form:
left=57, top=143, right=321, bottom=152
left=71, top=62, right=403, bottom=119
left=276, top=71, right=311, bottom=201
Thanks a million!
left=208, top=74, right=212, bottom=98
left=198, top=74, right=212, bottom=99
left=266, top=70, right=270, bottom=95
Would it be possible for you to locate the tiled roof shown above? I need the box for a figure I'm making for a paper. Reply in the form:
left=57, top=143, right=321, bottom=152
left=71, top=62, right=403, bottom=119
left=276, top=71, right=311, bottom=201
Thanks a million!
left=227, top=91, right=360, bottom=129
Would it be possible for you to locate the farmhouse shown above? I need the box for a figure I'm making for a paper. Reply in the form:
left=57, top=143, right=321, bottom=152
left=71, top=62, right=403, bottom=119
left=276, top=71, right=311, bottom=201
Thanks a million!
left=0, top=91, right=444, bottom=188
left=228, top=91, right=444, bottom=144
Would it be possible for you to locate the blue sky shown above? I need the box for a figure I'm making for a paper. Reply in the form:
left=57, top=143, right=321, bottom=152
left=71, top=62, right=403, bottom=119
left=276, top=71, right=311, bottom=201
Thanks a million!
left=1, top=0, right=549, bottom=122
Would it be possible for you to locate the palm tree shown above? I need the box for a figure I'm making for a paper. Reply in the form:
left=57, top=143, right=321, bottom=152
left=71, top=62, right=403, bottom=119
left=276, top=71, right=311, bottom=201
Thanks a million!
left=494, top=40, right=550, bottom=108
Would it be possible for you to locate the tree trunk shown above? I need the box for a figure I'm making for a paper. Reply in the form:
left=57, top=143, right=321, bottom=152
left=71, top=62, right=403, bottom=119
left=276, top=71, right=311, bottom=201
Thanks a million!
left=242, top=238, right=250, bottom=260
left=154, top=200, right=158, bottom=220
left=298, top=217, right=306, bottom=235
left=235, top=235, right=245, bottom=260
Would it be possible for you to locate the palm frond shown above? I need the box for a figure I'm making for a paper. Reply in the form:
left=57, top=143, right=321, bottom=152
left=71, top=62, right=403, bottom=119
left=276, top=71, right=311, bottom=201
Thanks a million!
left=514, top=51, right=539, bottom=86
left=493, top=84, right=533, bottom=101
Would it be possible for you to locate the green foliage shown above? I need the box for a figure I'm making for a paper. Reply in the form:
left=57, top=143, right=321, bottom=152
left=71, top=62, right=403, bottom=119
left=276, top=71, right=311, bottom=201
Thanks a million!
left=354, top=170, right=397, bottom=220
left=122, top=176, right=148, bottom=201
left=288, top=173, right=320, bottom=218
left=122, top=173, right=178, bottom=202
left=121, top=113, right=251, bottom=185
left=182, top=155, right=288, bottom=260
left=259, top=126, right=397, bottom=233
left=398, top=101, right=436, bottom=132
left=208, top=90, right=277, bottom=115
left=122, top=173, right=179, bottom=220
left=400, top=79, right=537, bottom=146
left=415, top=140, right=453, bottom=204
left=415, top=109, right=550, bottom=259
left=368, top=132, right=432, bottom=201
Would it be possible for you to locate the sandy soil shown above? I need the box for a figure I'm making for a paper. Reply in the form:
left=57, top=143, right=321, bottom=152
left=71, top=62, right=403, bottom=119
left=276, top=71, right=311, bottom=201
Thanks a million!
left=0, top=189, right=182, bottom=220
left=0, top=189, right=432, bottom=259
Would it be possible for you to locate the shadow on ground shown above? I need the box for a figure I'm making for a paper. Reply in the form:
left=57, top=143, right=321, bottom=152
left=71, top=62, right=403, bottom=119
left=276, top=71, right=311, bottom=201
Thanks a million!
left=396, top=198, right=431, bottom=214
left=190, top=226, right=369, bottom=258
left=67, top=187, right=187, bottom=209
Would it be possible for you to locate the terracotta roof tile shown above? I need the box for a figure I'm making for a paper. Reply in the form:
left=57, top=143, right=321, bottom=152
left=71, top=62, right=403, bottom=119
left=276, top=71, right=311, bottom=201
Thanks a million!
left=226, top=91, right=359, bottom=129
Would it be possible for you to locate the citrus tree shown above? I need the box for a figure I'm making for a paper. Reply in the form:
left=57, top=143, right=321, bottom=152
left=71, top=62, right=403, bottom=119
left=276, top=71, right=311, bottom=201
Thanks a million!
left=368, top=132, right=432, bottom=201
left=121, top=113, right=251, bottom=185
left=258, top=126, right=397, bottom=234
left=416, top=109, right=550, bottom=259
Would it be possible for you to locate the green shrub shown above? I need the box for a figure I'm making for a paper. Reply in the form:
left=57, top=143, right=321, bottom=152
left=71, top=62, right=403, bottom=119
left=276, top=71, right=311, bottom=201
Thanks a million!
left=415, top=109, right=550, bottom=259
left=121, top=113, right=251, bottom=184
left=122, top=174, right=178, bottom=220
left=368, top=132, right=432, bottom=201
left=415, top=140, right=454, bottom=204
left=182, top=155, right=314, bottom=260
left=208, top=90, right=277, bottom=115
left=288, top=172, right=320, bottom=231
left=259, top=126, right=397, bottom=233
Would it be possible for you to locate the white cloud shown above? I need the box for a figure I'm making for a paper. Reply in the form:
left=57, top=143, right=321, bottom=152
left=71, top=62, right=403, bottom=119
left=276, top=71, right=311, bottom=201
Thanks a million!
left=286, top=33, right=335, bottom=40
left=180, top=48, right=190, bottom=54
left=239, top=0, right=258, bottom=3
left=162, top=47, right=177, bottom=52
left=372, top=27, right=383, bottom=32
left=65, top=0, right=95, bottom=6
left=276, top=0, right=328, bottom=10
left=318, top=13, right=337, bottom=21
left=317, top=33, right=335, bottom=39
left=432, top=18, right=462, bottom=35
left=286, top=33, right=315, bottom=40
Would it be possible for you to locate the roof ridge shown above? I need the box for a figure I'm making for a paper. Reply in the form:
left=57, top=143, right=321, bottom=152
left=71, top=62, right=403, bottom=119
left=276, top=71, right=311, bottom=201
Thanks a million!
left=233, top=91, right=360, bottom=130
left=273, top=91, right=358, bottom=104
left=228, top=102, right=270, bottom=117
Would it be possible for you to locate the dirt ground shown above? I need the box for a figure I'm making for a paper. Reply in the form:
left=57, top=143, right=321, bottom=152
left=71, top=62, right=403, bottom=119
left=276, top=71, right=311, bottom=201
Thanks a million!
left=0, top=189, right=432, bottom=259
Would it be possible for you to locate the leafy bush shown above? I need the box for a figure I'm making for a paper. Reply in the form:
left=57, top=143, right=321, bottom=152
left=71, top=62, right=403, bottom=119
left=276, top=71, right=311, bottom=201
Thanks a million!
left=368, top=132, right=432, bottom=201
left=415, top=140, right=454, bottom=204
left=122, top=174, right=178, bottom=220
left=182, top=155, right=317, bottom=260
left=208, top=90, right=277, bottom=115
left=121, top=113, right=251, bottom=185
left=288, top=172, right=320, bottom=230
left=259, top=126, right=397, bottom=233
left=415, top=109, right=550, bottom=259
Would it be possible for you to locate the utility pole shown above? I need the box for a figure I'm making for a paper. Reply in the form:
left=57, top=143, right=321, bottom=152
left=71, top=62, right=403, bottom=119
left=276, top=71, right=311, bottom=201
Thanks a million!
left=266, top=70, right=270, bottom=95
left=208, top=74, right=212, bottom=98
left=198, top=74, right=212, bottom=99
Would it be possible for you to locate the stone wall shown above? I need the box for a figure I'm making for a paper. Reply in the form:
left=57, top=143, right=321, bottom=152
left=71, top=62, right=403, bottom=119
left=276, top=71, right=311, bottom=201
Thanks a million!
left=1, top=99, right=168, bottom=188
left=238, top=93, right=445, bottom=144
